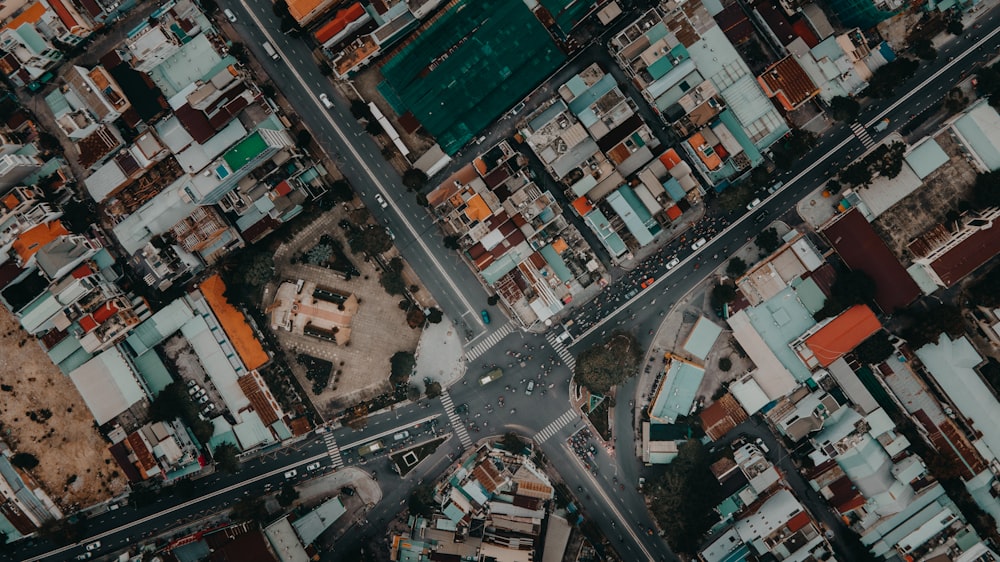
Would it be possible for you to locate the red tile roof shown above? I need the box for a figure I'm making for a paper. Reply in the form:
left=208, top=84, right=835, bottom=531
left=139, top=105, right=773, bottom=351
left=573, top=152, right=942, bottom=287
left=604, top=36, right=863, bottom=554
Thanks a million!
left=92, top=300, right=119, bottom=323
left=786, top=510, right=812, bottom=533
left=46, top=0, right=82, bottom=32
left=314, top=2, right=366, bottom=44
left=805, top=305, right=881, bottom=367
left=821, top=208, right=920, bottom=312
left=928, top=218, right=1000, bottom=288
left=757, top=56, right=819, bottom=111
left=79, top=314, right=98, bottom=333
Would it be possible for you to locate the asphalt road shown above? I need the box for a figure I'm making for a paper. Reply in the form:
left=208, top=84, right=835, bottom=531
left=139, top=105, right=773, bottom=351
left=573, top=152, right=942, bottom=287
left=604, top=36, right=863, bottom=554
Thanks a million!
left=13, top=6, right=1000, bottom=562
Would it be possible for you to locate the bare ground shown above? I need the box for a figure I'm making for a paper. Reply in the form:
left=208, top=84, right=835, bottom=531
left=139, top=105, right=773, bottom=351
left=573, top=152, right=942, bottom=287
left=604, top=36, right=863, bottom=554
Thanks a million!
left=0, top=308, right=126, bottom=509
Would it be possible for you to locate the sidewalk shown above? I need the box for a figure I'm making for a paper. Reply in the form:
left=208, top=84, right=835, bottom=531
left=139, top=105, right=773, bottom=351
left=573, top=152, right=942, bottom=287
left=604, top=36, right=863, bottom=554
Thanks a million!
left=413, top=315, right=467, bottom=388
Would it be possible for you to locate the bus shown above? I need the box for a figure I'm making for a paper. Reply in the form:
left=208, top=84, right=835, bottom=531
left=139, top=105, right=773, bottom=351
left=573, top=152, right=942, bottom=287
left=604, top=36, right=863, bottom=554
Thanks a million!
left=358, top=440, right=384, bottom=456
left=479, top=368, right=503, bottom=386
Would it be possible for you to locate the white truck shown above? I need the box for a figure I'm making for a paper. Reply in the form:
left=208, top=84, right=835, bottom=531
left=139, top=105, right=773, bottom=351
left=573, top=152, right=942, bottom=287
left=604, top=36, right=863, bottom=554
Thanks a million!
left=262, top=41, right=279, bottom=60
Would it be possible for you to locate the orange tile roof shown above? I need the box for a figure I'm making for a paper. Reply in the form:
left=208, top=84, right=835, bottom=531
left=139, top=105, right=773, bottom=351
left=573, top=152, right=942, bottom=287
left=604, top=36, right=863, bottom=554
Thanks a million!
left=666, top=205, right=683, bottom=220
left=13, top=220, right=69, bottom=264
left=2, top=192, right=21, bottom=210
left=287, top=0, right=330, bottom=24
left=688, top=133, right=722, bottom=170
left=200, top=274, right=269, bottom=370
left=658, top=148, right=682, bottom=170
left=572, top=196, right=593, bottom=216
left=757, top=56, right=819, bottom=111
left=464, top=193, right=491, bottom=222
left=2, top=2, right=47, bottom=30
left=314, top=2, right=365, bottom=43
left=46, top=0, right=81, bottom=31
left=805, top=305, right=881, bottom=367
left=551, top=238, right=568, bottom=254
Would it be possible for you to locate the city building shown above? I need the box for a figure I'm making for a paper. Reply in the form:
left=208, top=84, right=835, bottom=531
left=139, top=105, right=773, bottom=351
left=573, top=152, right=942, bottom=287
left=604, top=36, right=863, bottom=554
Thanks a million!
left=908, top=207, right=1000, bottom=289
left=0, top=153, right=42, bottom=190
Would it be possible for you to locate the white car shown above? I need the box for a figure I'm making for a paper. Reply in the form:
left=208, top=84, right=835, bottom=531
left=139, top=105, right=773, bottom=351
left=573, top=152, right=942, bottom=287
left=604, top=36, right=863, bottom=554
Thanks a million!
left=86, top=541, right=101, bottom=551
left=75, top=554, right=92, bottom=561
left=755, top=438, right=770, bottom=454
left=284, top=469, right=298, bottom=479
left=374, top=193, right=388, bottom=209
left=306, top=462, right=321, bottom=471
left=746, top=197, right=761, bottom=210
left=224, top=8, right=236, bottom=22
left=526, top=380, right=535, bottom=395
left=665, top=257, right=680, bottom=270
left=198, top=395, right=210, bottom=405
left=691, top=238, right=707, bottom=251
left=319, top=93, right=333, bottom=109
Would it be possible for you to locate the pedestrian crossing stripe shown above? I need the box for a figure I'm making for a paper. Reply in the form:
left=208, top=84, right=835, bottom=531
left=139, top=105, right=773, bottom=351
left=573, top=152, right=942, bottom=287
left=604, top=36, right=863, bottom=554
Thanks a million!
left=850, top=122, right=875, bottom=148
left=323, top=433, right=344, bottom=468
left=533, top=409, right=579, bottom=443
left=464, top=322, right=515, bottom=361
left=440, top=391, right=473, bottom=448
left=545, top=332, right=576, bottom=371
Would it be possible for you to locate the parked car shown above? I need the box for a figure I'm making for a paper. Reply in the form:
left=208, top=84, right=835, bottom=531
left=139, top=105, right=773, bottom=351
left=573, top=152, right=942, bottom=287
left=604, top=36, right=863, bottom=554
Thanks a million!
left=283, top=469, right=298, bottom=479
left=341, top=486, right=356, bottom=496
left=746, top=197, right=761, bottom=211
left=755, top=438, right=770, bottom=454
left=319, top=93, right=333, bottom=109
left=186, top=380, right=197, bottom=388
left=86, top=541, right=101, bottom=551
left=767, top=181, right=784, bottom=194
left=224, top=8, right=236, bottom=22
left=374, top=193, right=388, bottom=208
left=393, top=431, right=410, bottom=442
left=526, top=380, right=535, bottom=395
left=201, top=404, right=215, bottom=415
left=306, top=462, right=321, bottom=471
left=691, top=238, right=707, bottom=251
left=665, top=257, right=680, bottom=270
left=198, top=395, right=210, bottom=405
left=188, top=385, right=201, bottom=396
left=640, top=277, right=655, bottom=289
left=480, top=310, right=491, bottom=324
left=75, top=554, right=92, bottom=560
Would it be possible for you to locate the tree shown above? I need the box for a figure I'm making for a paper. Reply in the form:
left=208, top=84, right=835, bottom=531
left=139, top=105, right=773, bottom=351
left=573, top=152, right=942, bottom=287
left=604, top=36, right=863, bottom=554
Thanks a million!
left=390, top=351, right=416, bottom=386
left=913, top=39, right=938, bottom=61
left=900, top=305, right=966, bottom=349
left=866, top=57, right=919, bottom=98
left=426, top=308, right=443, bottom=324
left=244, top=252, right=275, bottom=289
left=947, top=19, right=964, bottom=35
left=855, top=331, right=895, bottom=364
left=349, top=99, right=372, bottom=120
left=37, top=517, right=85, bottom=545
left=277, top=483, right=300, bottom=507
left=406, top=385, right=421, bottom=401
left=425, top=381, right=442, bottom=399
left=647, top=441, right=723, bottom=555
left=360, top=226, right=392, bottom=255
left=213, top=443, right=241, bottom=474
left=726, top=257, right=748, bottom=277
left=828, top=96, right=861, bottom=122
left=718, top=357, right=732, bottom=372
left=327, top=179, right=354, bottom=203
left=499, top=432, right=525, bottom=454
left=971, top=170, right=1000, bottom=209
left=408, top=484, right=436, bottom=517
left=710, top=282, right=737, bottom=309
left=487, top=295, right=500, bottom=306
left=755, top=228, right=781, bottom=254
left=814, top=269, right=878, bottom=320
left=402, top=168, right=428, bottom=191
left=379, top=257, right=407, bottom=296
left=36, top=132, right=60, bottom=153
left=415, top=192, right=429, bottom=207
left=231, top=497, right=268, bottom=523
left=295, top=129, right=312, bottom=149
left=11, top=452, right=39, bottom=470
left=442, top=235, right=462, bottom=250
left=574, top=332, right=640, bottom=394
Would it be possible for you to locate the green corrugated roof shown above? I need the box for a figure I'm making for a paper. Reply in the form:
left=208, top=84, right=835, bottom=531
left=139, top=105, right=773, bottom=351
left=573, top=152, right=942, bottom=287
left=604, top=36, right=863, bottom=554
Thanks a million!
left=380, top=0, right=565, bottom=155
left=539, top=0, right=598, bottom=35
left=539, top=245, right=573, bottom=282
left=132, top=351, right=173, bottom=395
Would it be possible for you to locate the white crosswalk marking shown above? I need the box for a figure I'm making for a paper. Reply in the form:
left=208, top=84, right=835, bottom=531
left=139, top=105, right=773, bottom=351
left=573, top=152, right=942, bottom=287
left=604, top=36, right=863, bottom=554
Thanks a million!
left=439, top=390, right=473, bottom=448
left=323, top=432, right=344, bottom=468
left=850, top=122, right=876, bottom=149
left=533, top=409, right=580, bottom=443
left=545, top=332, right=576, bottom=371
left=464, top=322, right=515, bottom=361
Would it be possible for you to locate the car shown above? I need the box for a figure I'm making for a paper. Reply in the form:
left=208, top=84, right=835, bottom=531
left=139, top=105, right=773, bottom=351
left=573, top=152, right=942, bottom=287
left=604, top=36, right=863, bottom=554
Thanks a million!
left=746, top=198, right=761, bottom=210
left=341, top=486, right=356, bottom=496
left=86, top=541, right=101, bottom=551
left=198, top=395, right=210, bottom=404
left=640, top=277, right=655, bottom=289
left=201, top=404, right=215, bottom=415
left=624, top=288, right=639, bottom=300
left=319, top=93, right=333, bottom=109
left=767, top=181, right=784, bottom=194
left=665, top=257, right=680, bottom=270
left=374, top=193, right=388, bottom=209
left=385, top=226, right=395, bottom=240
left=755, top=438, right=770, bottom=454
left=306, top=462, right=321, bottom=471
left=187, top=380, right=197, bottom=388
left=224, top=8, right=236, bottom=22
left=109, top=503, right=120, bottom=510
left=691, top=238, right=707, bottom=251
left=526, top=381, right=535, bottom=395
left=510, top=102, right=526, bottom=115
left=753, top=210, right=770, bottom=224
left=393, top=431, right=410, bottom=442
left=480, top=309, right=491, bottom=324
left=283, top=469, right=298, bottom=479
left=454, top=403, right=469, bottom=415
left=75, top=554, right=92, bottom=560
left=188, top=386, right=200, bottom=396
left=196, top=388, right=207, bottom=398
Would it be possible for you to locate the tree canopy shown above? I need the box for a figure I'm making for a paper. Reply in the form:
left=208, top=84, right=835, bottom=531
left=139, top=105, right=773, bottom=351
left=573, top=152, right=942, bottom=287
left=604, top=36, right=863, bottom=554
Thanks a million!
left=390, top=351, right=416, bottom=386
left=648, top=441, right=723, bottom=555
left=854, top=331, right=895, bottom=365
left=402, top=169, right=429, bottom=191
left=574, top=332, right=640, bottom=395
left=828, top=96, right=860, bottom=122
left=213, top=443, right=241, bottom=474
left=380, top=257, right=407, bottom=296
left=755, top=228, right=781, bottom=254
left=814, top=269, right=877, bottom=321
left=277, top=483, right=300, bottom=507
left=866, top=58, right=919, bottom=98
left=900, top=305, right=966, bottom=349
left=408, top=484, right=436, bottom=517
left=726, top=257, right=748, bottom=278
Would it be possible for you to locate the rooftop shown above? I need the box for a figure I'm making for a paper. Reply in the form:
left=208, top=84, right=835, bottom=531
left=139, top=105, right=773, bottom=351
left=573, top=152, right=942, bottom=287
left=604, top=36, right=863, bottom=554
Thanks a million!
left=803, top=305, right=881, bottom=368
left=649, top=355, right=705, bottom=423
left=683, top=316, right=723, bottom=361
left=756, top=56, right=819, bottom=111
left=199, top=274, right=268, bottom=370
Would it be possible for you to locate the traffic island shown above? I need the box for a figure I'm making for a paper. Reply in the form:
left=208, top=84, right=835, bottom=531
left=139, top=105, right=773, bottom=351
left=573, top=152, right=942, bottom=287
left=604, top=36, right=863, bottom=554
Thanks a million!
left=390, top=436, right=447, bottom=476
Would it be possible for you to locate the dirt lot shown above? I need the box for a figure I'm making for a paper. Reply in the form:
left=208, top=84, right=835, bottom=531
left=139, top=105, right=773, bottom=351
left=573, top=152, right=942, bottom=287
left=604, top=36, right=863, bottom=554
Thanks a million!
left=872, top=132, right=979, bottom=261
left=0, top=308, right=126, bottom=509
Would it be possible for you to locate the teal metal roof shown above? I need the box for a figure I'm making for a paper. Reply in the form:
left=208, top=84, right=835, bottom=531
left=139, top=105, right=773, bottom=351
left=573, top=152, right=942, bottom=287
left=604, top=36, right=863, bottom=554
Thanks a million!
left=567, top=74, right=617, bottom=116
left=905, top=139, right=949, bottom=179
left=293, top=497, right=346, bottom=545
left=607, top=186, right=658, bottom=247
left=683, top=317, right=723, bottom=361
left=742, top=287, right=817, bottom=382
left=953, top=102, right=1000, bottom=171
left=58, top=346, right=93, bottom=375
left=132, top=350, right=173, bottom=395
left=125, top=299, right=194, bottom=355
left=539, top=244, right=573, bottom=282
left=584, top=209, right=627, bottom=257
left=663, top=177, right=686, bottom=201
left=792, top=277, right=827, bottom=315
left=650, top=359, right=705, bottom=423
left=380, top=0, right=566, bottom=155
left=539, top=0, right=598, bottom=36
